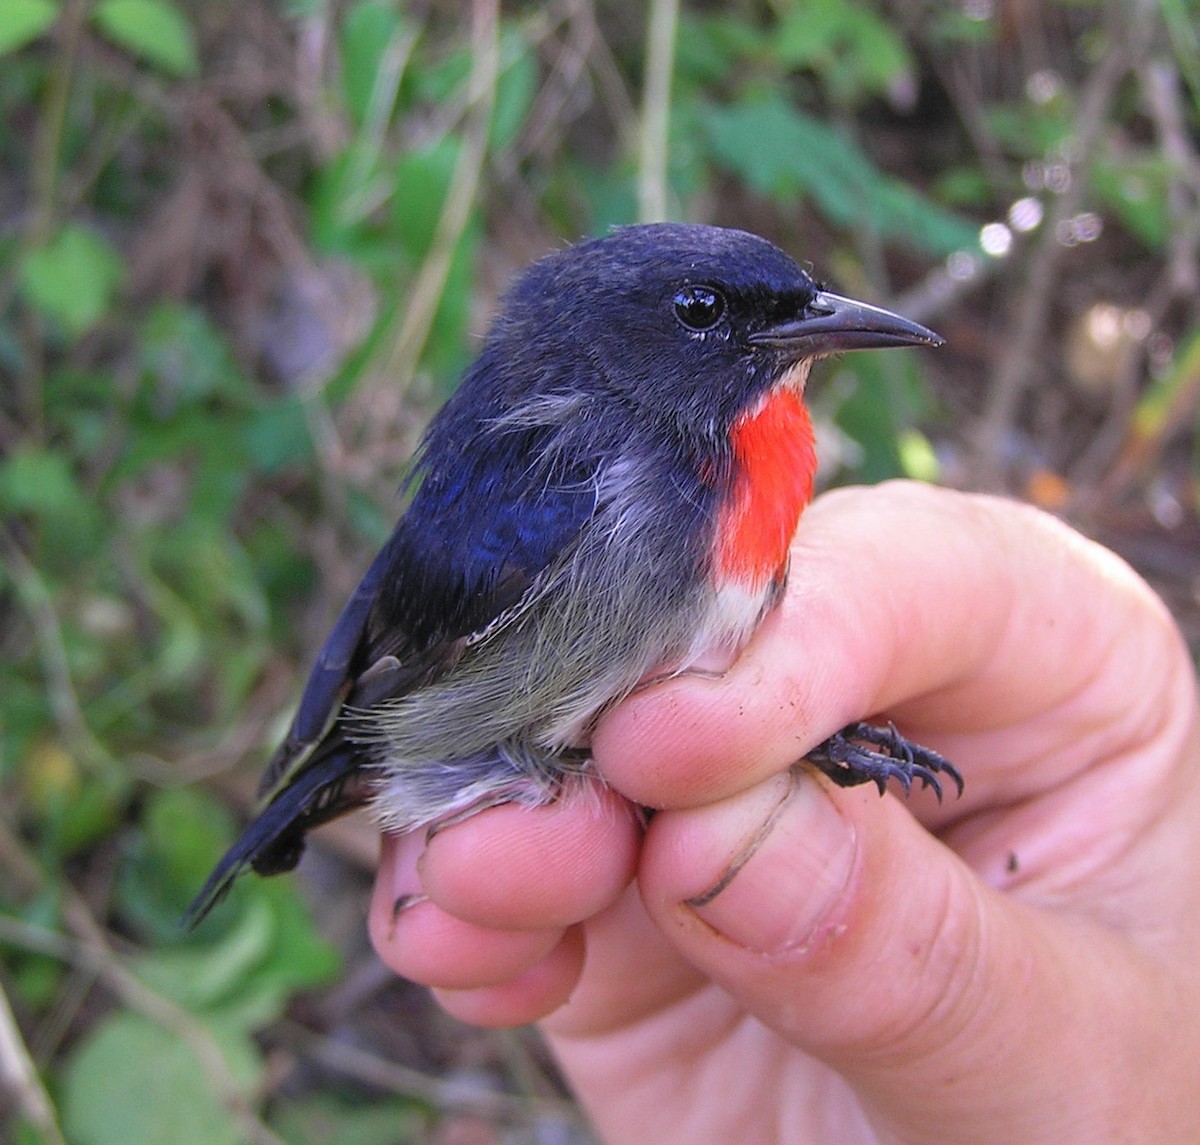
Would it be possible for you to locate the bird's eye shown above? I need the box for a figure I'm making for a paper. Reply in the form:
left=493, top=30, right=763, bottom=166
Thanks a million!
left=672, top=285, right=726, bottom=332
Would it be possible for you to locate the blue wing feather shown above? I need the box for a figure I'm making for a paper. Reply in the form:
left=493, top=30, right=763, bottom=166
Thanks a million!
left=291, top=540, right=398, bottom=745
left=188, top=343, right=603, bottom=925
left=376, top=421, right=596, bottom=650
left=184, top=742, right=368, bottom=925
left=198, top=404, right=598, bottom=908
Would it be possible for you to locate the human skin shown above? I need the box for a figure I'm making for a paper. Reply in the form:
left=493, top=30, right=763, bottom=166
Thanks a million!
left=367, top=481, right=1200, bottom=1143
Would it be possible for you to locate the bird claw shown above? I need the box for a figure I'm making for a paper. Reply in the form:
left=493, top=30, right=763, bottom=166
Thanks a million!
left=805, top=721, right=964, bottom=802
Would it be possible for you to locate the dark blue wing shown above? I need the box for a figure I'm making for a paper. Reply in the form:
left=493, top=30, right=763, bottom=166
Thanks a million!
left=257, top=420, right=596, bottom=799
left=183, top=416, right=597, bottom=926
left=183, top=740, right=369, bottom=926
left=292, top=539, right=397, bottom=745
left=184, top=293, right=612, bottom=924
left=372, top=422, right=597, bottom=651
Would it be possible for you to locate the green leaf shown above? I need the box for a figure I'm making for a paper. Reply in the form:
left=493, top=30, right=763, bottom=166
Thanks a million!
left=272, top=1094, right=426, bottom=1145
left=572, top=161, right=637, bottom=235
left=252, top=887, right=341, bottom=1000
left=62, top=1012, right=260, bottom=1145
left=139, top=303, right=249, bottom=406
left=20, top=224, right=124, bottom=338
left=12, top=953, right=64, bottom=1012
left=0, top=449, right=104, bottom=571
left=423, top=220, right=479, bottom=383
left=897, top=428, right=940, bottom=483
left=985, top=101, right=1071, bottom=156
left=340, top=0, right=408, bottom=128
left=1090, top=151, right=1169, bottom=250
left=391, top=139, right=460, bottom=260
left=934, top=165, right=993, bottom=208
left=346, top=485, right=394, bottom=546
left=774, top=0, right=913, bottom=102
left=825, top=351, right=933, bottom=484
left=137, top=899, right=278, bottom=1010
left=1159, top=0, right=1200, bottom=111
left=388, top=139, right=480, bottom=378
left=92, top=0, right=198, bottom=77
left=139, top=882, right=340, bottom=1029
left=491, top=30, right=537, bottom=150
left=927, top=9, right=998, bottom=46
left=0, top=447, right=85, bottom=519
left=412, top=43, right=471, bottom=106
left=146, top=788, right=240, bottom=897
left=29, top=772, right=126, bottom=859
left=0, top=0, right=58, bottom=56
left=1133, top=324, right=1200, bottom=440
left=243, top=396, right=316, bottom=474
left=702, top=95, right=978, bottom=256
left=0, top=444, right=104, bottom=560
left=309, top=147, right=404, bottom=265
left=675, top=13, right=767, bottom=88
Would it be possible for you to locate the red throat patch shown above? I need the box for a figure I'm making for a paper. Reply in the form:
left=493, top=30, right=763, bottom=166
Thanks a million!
left=714, top=388, right=817, bottom=588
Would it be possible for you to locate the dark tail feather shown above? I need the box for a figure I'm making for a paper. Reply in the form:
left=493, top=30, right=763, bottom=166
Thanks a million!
left=183, top=747, right=369, bottom=928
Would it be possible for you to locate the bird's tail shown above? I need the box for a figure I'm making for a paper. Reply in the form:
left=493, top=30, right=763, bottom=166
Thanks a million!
left=182, top=744, right=370, bottom=928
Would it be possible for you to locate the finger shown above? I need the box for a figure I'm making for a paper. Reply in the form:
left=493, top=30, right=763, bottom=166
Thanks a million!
left=592, top=482, right=1189, bottom=813
left=369, top=833, right=565, bottom=990
left=418, top=785, right=639, bottom=930
left=638, top=766, right=1190, bottom=1141
left=540, top=882, right=710, bottom=1037
left=433, top=926, right=587, bottom=1028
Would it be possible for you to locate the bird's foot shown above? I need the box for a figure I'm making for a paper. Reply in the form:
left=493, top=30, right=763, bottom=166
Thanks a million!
left=805, top=721, right=964, bottom=801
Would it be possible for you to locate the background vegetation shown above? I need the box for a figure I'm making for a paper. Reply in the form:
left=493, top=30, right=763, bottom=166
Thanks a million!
left=2, top=0, right=1199, bottom=1141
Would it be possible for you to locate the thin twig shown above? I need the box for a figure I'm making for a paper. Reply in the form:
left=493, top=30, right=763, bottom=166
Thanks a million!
left=892, top=253, right=1003, bottom=328
left=1065, top=276, right=1172, bottom=496
left=972, top=2, right=1145, bottom=485
left=337, top=18, right=421, bottom=228
left=508, top=0, right=596, bottom=168
left=579, top=3, right=640, bottom=159
left=940, top=55, right=1011, bottom=191
left=637, top=0, right=678, bottom=222
left=10, top=0, right=93, bottom=444
left=0, top=530, right=117, bottom=776
left=279, top=1019, right=586, bottom=1128
left=0, top=812, right=285, bottom=1145
left=378, top=0, right=500, bottom=392
left=0, top=982, right=65, bottom=1145
left=1068, top=55, right=1200, bottom=495
left=28, top=0, right=87, bottom=246
left=1141, top=57, right=1200, bottom=299
left=0, top=912, right=287, bottom=1145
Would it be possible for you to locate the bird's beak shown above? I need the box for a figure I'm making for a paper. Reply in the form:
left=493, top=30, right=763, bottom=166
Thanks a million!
left=749, top=291, right=943, bottom=357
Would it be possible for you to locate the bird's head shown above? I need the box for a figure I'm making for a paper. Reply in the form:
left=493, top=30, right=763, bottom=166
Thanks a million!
left=483, top=223, right=941, bottom=438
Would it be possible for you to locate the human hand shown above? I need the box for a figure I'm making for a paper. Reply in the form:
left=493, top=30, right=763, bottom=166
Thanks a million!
left=368, top=481, right=1200, bottom=1143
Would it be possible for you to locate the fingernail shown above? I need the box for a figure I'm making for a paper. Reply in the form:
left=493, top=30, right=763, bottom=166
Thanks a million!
left=391, top=892, right=428, bottom=921
left=685, top=768, right=857, bottom=955
left=391, top=831, right=426, bottom=896
left=378, top=832, right=427, bottom=939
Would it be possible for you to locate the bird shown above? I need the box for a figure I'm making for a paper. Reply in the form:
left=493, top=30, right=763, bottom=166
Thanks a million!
left=186, top=222, right=960, bottom=925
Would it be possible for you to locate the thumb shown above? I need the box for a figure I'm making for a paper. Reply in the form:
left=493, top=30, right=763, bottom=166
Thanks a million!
left=638, top=768, right=1140, bottom=1141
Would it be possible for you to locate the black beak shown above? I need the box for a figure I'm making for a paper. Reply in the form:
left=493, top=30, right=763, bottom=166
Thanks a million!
left=749, top=291, right=943, bottom=357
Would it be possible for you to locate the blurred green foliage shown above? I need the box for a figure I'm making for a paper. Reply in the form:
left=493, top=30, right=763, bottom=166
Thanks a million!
left=0, top=0, right=1197, bottom=1141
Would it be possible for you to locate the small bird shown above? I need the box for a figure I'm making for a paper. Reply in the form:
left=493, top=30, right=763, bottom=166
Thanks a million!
left=187, top=223, right=960, bottom=924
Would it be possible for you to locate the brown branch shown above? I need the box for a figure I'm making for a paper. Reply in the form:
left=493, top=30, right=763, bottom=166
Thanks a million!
left=0, top=813, right=285, bottom=1145
left=0, top=982, right=65, bottom=1145
left=637, top=0, right=679, bottom=222
left=0, top=530, right=116, bottom=776
left=0, top=910, right=287, bottom=1145
left=1069, top=56, right=1200, bottom=496
left=377, top=0, right=500, bottom=392
left=972, top=2, right=1149, bottom=486
left=279, top=1019, right=585, bottom=1128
